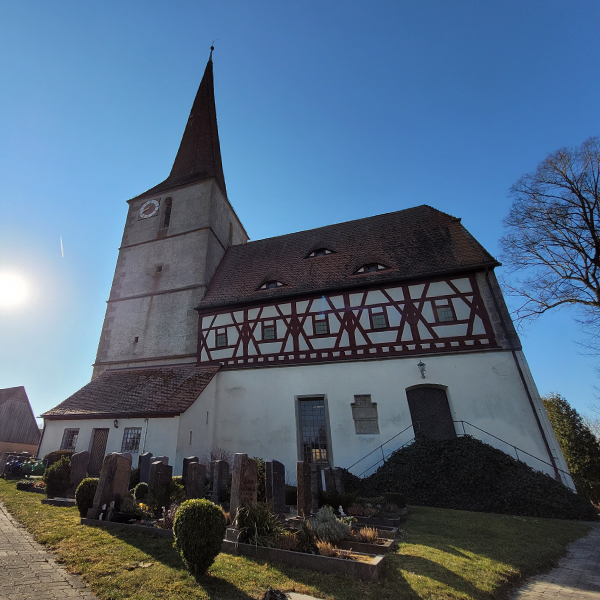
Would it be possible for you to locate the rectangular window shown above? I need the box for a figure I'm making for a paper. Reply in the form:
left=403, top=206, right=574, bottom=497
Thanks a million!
left=313, top=315, right=329, bottom=335
left=370, top=307, right=388, bottom=329
left=60, top=428, right=79, bottom=451
left=436, top=306, right=454, bottom=322
left=121, top=427, right=142, bottom=453
left=263, top=321, right=276, bottom=340
left=298, top=398, right=330, bottom=464
left=216, top=328, right=227, bottom=347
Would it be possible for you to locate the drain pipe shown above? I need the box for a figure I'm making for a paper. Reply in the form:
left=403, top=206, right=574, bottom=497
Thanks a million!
left=484, top=268, right=561, bottom=481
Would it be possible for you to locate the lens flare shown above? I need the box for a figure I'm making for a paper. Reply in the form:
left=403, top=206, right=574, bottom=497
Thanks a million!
left=0, top=273, right=28, bottom=308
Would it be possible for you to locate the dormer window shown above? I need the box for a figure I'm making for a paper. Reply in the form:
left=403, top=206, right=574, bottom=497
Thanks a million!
left=259, top=280, right=285, bottom=290
left=307, top=248, right=333, bottom=258
left=355, top=263, right=388, bottom=274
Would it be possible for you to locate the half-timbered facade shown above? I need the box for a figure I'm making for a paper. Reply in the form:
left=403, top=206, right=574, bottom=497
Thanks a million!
left=38, top=52, right=574, bottom=490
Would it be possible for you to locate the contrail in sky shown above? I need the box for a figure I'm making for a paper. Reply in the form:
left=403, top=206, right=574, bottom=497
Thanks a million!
left=60, top=236, right=64, bottom=258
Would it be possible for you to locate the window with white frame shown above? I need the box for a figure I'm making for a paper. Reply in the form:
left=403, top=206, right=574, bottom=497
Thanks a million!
left=60, top=428, right=79, bottom=451
left=121, top=427, right=142, bottom=453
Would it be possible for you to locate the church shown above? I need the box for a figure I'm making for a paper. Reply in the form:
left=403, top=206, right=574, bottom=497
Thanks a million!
left=37, top=51, right=573, bottom=488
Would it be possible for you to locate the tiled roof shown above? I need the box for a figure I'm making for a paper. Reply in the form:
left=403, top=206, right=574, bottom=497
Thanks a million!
left=41, top=366, right=219, bottom=419
left=133, top=54, right=227, bottom=201
left=199, top=205, right=499, bottom=310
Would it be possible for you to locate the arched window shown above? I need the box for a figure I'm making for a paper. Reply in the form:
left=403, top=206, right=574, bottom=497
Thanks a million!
left=162, top=198, right=173, bottom=228
left=259, top=280, right=285, bottom=290
left=307, top=248, right=333, bottom=258
left=354, top=263, right=388, bottom=274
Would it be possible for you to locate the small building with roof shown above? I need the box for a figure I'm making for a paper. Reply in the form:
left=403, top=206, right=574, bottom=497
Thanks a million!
left=37, top=51, right=572, bottom=487
left=0, top=387, right=41, bottom=455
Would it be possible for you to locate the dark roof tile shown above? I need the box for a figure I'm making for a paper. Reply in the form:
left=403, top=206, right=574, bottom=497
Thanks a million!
left=198, top=205, right=499, bottom=310
left=41, top=366, right=219, bottom=419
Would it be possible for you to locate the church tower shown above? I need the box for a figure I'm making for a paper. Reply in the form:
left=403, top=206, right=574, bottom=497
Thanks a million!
left=93, top=50, right=248, bottom=378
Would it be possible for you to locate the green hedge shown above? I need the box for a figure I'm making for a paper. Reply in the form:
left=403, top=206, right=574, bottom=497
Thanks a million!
left=75, top=478, right=98, bottom=517
left=356, top=436, right=598, bottom=521
left=43, top=450, right=74, bottom=467
left=43, top=456, right=71, bottom=498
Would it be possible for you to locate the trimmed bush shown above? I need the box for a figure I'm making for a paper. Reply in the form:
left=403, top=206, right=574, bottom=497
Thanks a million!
left=362, top=436, right=598, bottom=521
left=43, top=456, right=71, bottom=498
left=383, top=491, right=407, bottom=509
left=173, top=499, right=226, bottom=579
left=309, top=505, right=352, bottom=543
left=133, top=482, right=148, bottom=502
left=129, top=468, right=140, bottom=490
left=43, top=450, right=74, bottom=468
left=75, top=478, right=99, bottom=517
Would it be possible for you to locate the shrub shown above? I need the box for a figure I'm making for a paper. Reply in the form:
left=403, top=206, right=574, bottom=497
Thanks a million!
left=253, top=457, right=266, bottom=502
left=315, top=540, right=336, bottom=557
left=149, top=478, right=185, bottom=516
left=363, top=436, right=598, bottom=521
left=318, top=489, right=357, bottom=513
left=159, top=503, right=179, bottom=529
left=171, top=478, right=186, bottom=504
left=133, top=482, right=148, bottom=502
left=309, top=505, right=352, bottom=543
left=354, top=526, right=379, bottom=543
left=295, top=521, right=318, bottom=554
left=129, top=468, right=140, bottom=490
left=43, top=456, right=71, bottom=498
left=274, top=530, right=298, bottom=551
left=383, top=492, right=407, bottom=509
left=173, top=499, right=226, bottom=579
left=285, top=484, right=297, bottom=506
left=43, top=450, right=74, bottom=468
left=236, top=501, right=284, bottom=546
left=75, top=477, right=98, bottom=517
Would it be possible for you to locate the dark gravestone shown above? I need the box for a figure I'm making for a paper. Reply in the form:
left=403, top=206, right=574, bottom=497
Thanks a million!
left=266, top=460, right=287, bottom=514
left=182, top=456, right=199, bottom=486
left=138, top=452, right=153, bottom=483
left=210, top=460, right=229, bottom=503
left=230, top=454, right=258, bottom=522
left=296, top=461, right=312, bottom=517
left=68, top=451, right=90, bottom=496
left=87, top=453, right=132, bottom=519
left=186, top=462, right=206, bottom=499
left=310, top=464, right=323, bottom=512
left=148, top=461, right=173, bottom=496
left=208, top=460, right=216, bottom=484
left=154, top=455, right=169, bottom=465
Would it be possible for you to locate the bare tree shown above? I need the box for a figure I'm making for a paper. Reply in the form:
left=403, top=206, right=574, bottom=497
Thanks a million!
left=500, top=136, right=600, bottom=337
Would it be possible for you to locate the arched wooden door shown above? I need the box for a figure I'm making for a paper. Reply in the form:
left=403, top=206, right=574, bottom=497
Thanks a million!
left=406, top=387, right=456, bottom=441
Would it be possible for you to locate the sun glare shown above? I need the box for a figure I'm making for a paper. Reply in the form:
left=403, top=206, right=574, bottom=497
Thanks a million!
left=0, top=273, right=29, bottom=309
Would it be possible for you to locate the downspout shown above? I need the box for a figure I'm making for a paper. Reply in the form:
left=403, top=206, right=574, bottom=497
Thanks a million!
left=484, top=268, right=561, bottom=481
left=141, top=418, right=149, bottom=454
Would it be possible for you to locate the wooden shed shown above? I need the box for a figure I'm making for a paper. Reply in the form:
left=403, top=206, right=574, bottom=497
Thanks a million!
left=0, top=387, right=41, bottom=454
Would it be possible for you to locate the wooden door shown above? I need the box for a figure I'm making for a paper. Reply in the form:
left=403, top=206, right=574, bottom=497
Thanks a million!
left=88, top=428, right=109, bottom=476
left=406, top=387, right=456, bottom=441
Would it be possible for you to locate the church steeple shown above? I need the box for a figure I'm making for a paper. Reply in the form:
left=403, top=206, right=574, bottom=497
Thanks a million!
left=135, top=48, right=227, bottom=199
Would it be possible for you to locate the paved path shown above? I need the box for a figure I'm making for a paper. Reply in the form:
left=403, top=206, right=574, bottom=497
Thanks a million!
left=510, top=524, right=600, bottom=599
left=0, top=500, right=96, bottom=600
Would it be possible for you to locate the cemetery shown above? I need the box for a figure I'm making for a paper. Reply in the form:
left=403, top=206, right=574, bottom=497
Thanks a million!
left=0, top=440, right=597, bottom=599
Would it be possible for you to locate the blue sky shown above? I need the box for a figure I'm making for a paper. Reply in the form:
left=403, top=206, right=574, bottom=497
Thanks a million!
left=1, top=1, right=600, bottom=422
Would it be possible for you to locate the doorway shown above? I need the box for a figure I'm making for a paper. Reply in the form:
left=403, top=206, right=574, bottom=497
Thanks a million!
left=406, top=387, right=456, bottom=441
left=88, top=428, right=109, bottom=476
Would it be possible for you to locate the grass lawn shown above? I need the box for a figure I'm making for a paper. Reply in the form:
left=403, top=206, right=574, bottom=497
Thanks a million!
left=0, top=478, right=593, bottom=600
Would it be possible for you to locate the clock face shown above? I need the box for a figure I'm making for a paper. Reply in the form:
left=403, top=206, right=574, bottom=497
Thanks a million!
left=139, top=199, right=160, bottom=219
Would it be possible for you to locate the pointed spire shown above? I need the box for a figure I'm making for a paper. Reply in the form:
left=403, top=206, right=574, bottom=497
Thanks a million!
left=135, top=48, right=227, bottom=199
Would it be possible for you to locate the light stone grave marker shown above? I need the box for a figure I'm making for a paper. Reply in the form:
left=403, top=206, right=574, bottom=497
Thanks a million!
left=87, top=453, right=132, bottom=519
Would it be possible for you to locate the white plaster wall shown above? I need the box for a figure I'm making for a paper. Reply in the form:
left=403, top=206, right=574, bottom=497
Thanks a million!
left=174, top=377, right=219, bottom=473
left=38, top=417, right=180, bottom=469
left=208, top=350, right=568, bottom=485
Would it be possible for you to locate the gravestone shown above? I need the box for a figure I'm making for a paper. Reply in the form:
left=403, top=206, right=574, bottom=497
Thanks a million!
left=182, top=456, right=199, bottom=486
left=87, top=453, right=132, bottom=519
left=148, top=461, right=173, bottom=496
left=296, top=461, right=312, bottom=517
left=266, top=460, right=287, bottom=513
left=208, top=460, right=216, bottom=484
left=230, top=453, right=258, bottom=521
left=324, top=467, right=345, bottom=494
left=138, top=452, right=153, bottom=483
left=154, top=455, right=169, bottom=465
left=310, top=464, right=323, bottom=512
left=186, top=462, right=206, bottom=499
left=210, top=460, right=229, bottom=503
left=68, top=451, right=90, bottom=496
left=117, top=452, right=133, bottom=463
